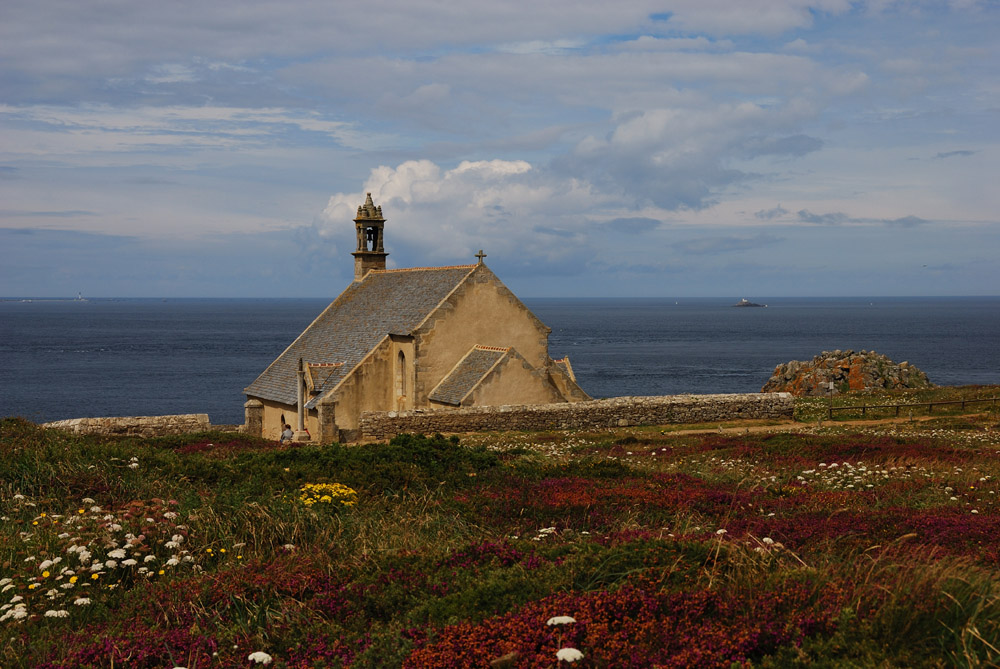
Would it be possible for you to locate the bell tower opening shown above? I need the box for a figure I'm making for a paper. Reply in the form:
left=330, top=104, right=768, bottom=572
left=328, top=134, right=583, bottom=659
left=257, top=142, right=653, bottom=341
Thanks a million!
left=352, top=192, right=388, bottom=280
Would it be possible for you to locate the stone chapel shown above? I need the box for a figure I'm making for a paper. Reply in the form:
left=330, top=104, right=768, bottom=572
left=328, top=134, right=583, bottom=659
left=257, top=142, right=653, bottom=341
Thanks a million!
left=243, top=193, right=589, bottom=442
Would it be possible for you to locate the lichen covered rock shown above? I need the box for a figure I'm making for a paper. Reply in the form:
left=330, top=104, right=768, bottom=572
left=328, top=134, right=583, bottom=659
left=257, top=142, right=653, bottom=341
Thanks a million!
left=761, top=349, right=934, bottom=396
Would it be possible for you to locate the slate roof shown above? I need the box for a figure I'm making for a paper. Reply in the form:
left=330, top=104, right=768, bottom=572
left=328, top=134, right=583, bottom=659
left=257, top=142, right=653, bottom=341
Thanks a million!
left=428, top=346, right=510, bottom=406
left=244, top=265, right=477, bottom=406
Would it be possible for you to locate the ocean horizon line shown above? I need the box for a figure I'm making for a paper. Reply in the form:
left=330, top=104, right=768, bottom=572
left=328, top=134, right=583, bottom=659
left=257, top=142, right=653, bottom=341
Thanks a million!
left=3, top=294, right=999, bottom=302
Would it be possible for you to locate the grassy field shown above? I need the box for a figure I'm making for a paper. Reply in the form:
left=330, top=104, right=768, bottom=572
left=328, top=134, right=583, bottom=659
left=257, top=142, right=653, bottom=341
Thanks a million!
left=2, top=386, right=1000, bottom=668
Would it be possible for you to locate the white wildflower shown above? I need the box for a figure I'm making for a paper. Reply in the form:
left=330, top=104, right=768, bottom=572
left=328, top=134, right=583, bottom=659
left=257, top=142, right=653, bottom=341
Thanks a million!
left=556, top=647, right=584, bottom=662
left=122, top=559, right=138, bottom=567
left=247, top=651, right=273, bottom=664
left=82, top=497, right=95, bottom=504
left=44, top=609, right=70, bottom=618
left=104, top=560, right=118, bottom=569
left=73, top=598, right=91, bottom=606
left=716, top=529, right=727, bottom=535
left=108, top=549, right=127, bottom=559
left=547, top=616, right=577, bottom=625
left=144, top=555, right=156, bottom=563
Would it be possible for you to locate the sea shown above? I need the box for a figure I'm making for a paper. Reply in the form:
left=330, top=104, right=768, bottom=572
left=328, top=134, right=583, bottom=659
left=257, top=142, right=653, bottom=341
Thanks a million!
left=1, top=296, right=998, bottom=426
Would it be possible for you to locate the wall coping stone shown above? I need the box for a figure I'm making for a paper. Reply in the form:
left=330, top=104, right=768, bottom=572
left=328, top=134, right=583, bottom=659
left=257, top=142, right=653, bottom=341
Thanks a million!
left=359, top=393, right=793, bottom=441
left=42, top=414, right=211, bottom=437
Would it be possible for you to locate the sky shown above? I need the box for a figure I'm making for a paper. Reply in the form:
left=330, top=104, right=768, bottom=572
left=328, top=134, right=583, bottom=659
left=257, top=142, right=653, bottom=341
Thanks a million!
left=1, top=0, right=997, bottom=298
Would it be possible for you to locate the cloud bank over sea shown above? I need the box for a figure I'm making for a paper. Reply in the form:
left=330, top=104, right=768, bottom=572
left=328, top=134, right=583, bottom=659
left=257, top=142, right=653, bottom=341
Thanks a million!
left=1, top=1, right=997, bottom=297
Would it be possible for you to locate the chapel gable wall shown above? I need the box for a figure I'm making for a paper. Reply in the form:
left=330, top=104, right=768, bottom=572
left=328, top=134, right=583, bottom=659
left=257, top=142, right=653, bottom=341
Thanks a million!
left=413, top=270, right=550, bottom=405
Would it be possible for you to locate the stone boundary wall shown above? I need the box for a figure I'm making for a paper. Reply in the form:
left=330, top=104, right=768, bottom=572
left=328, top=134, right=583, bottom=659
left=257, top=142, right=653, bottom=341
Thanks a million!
left=360, top=393, right=793, bottom=441
left=42, top=414, right=211, bottom=438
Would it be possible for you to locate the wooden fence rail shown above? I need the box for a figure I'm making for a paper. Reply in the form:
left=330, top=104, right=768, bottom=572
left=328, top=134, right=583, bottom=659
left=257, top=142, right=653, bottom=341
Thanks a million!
left=827, top=397, right=999, bottom=420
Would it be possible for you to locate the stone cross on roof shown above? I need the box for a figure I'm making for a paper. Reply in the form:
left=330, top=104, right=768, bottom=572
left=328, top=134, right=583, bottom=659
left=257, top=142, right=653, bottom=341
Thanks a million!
left=475, top=249, right=487, bottom=264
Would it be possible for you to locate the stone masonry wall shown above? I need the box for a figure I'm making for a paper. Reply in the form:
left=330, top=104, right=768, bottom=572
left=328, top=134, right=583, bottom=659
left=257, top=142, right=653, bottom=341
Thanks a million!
left=42, top=414, right=211, bottom=438
left=360, top=393, right=793, bottom=441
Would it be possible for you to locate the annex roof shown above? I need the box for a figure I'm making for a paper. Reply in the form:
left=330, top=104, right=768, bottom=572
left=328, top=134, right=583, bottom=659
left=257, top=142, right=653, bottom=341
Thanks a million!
left=244, top=265, right=477, bottom=406
left=428, top=345, right=511, bottom=406
left=552, top=357, right=575, bottom=381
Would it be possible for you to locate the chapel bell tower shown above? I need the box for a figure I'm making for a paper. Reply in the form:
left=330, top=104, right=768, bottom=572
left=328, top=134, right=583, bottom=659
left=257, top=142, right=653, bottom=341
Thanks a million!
left=352, top=192, right=388, bottom=280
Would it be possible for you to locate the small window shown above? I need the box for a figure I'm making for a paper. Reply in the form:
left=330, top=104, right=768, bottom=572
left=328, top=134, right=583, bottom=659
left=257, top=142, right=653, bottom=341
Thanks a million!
left=396, top=351, right=406, bottom=397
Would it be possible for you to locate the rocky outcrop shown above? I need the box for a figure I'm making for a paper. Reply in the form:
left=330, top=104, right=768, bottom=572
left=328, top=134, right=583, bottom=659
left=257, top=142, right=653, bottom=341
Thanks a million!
left=762, top=350, right=933, bottom=396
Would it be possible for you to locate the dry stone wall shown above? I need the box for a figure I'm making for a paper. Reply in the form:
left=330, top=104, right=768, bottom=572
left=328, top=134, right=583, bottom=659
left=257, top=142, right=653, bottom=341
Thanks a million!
left=360, top=393, right=793, bottom=441
left=42, top=414, right=211, bottom=438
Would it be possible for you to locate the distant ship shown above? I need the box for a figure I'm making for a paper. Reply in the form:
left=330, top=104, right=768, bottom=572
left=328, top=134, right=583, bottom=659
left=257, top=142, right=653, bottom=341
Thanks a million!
left=733, top=298, right=766, bottom=307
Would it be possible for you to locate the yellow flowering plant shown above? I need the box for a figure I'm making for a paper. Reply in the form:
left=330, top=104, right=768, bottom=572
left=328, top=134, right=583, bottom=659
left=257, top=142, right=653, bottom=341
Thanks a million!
left=297, top=482, right=358, bottom=508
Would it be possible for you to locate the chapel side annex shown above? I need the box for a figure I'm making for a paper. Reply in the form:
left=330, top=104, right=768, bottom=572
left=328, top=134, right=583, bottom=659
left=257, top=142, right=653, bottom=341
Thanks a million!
left=243, top=193, right=589, bottom=443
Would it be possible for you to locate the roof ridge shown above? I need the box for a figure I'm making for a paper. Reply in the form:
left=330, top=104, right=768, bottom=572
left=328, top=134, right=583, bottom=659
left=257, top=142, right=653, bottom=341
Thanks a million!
left=474, top=345, right=511, bottom=352
left=371, top=264, right=477, bottom=274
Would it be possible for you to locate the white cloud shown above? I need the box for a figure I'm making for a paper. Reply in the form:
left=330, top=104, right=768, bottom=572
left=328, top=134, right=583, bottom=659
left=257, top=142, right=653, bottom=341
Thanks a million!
left=322, top=159, right=617, bottom=265
left=651, top=0, right=853, bottom=36
left=0, top=104, right=374, bottom=161
left=496, top=39, right=585, bottom=55
left=613, top=36, right=735, bottom=52
left=566, top=100, right=823, bottom=209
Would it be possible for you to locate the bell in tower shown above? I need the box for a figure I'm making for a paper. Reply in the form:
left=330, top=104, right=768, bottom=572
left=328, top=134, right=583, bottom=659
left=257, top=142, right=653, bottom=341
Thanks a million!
left=351, top=193, right=389, bottom=280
